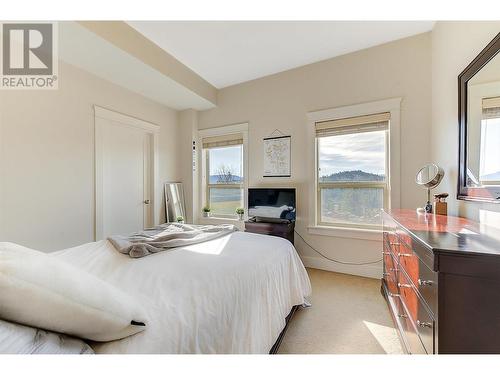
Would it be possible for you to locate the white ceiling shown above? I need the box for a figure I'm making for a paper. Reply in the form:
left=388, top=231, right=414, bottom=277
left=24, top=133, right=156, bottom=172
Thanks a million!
left=59, top=22, right=215, bottom=110
left=128, top=21, right=435, bottom=89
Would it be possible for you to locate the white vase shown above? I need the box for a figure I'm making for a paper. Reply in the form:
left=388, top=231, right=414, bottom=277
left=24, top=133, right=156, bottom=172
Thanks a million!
left=238, top=213, right=244, bottom=221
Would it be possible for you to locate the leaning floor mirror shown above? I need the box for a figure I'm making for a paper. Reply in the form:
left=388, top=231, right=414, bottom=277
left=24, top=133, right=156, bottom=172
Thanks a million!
left=458, top=32, right=500, bottom=202
left=164, top=182, right=187, bottom=223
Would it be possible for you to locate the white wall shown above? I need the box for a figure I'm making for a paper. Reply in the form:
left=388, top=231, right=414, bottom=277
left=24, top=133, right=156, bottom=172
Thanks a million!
left=178, top=109, right=198, bottom=223
left=9, top=23, right=493, bottom=270
left=431, top=22, right=500, bottom=226
left=0, top=61, right=180, bottom=252
left=191, top=33, right=432, bottom=278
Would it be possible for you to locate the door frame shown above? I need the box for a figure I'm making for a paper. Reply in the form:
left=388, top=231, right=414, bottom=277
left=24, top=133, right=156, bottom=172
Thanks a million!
left=94, top=105, right=160, bottom=241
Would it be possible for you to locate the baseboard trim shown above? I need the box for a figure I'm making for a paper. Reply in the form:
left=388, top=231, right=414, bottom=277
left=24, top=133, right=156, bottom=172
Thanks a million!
left=301, top=255, right=382, bottom=279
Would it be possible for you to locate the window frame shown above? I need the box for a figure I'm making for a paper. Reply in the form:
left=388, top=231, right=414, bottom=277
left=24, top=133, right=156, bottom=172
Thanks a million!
left=315, top=128, right=390, bottom=229
left=198, top=123, right=249, bottom=221
left=204, top=144, right=245, bottom=219
left=307, top=98, right=402, bottom=235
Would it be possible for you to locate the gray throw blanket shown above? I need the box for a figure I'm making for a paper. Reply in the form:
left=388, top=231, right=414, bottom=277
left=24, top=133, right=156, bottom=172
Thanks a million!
left=108, top=223, right=238, bottom=258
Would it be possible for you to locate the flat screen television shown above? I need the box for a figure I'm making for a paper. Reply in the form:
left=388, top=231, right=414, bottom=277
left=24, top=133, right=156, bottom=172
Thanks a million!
left=248, top=188, right=296, bottom=222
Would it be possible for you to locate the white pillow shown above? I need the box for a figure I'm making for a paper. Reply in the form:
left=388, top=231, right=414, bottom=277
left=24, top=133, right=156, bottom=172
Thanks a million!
left=0, top=319, right=94, bottom=354
left=0, top=242, right=147, bottom=342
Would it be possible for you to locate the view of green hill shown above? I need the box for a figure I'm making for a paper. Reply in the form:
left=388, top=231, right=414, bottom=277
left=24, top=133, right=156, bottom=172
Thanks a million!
left=319, top=170, right=384, bottom=182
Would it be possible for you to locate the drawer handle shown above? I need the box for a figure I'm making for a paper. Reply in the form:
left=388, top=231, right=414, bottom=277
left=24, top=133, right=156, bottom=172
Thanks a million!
left=418, top=279, right=434, bottom=287
left=382, top=251, right=391, bottom=255
left=398, top=253, right=412, bottom=258
left=390, top=242, right=400, bottom=246
left=397, top=282, right=412, bottom=289
left=397, top=313, right=408, bottom=319
left=417, top=320, right=433, bottom=329
left=389, top=268, right=397, bottom=272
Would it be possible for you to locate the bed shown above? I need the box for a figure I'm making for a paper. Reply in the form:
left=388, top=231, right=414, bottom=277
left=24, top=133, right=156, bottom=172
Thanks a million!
left=52, top=231, right=311, bottom=354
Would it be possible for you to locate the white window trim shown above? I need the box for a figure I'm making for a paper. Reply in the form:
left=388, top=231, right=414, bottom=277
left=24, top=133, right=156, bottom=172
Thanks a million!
left=306, top=98, right=402, bottom=238
left=197, top=123, right=249, bottom=222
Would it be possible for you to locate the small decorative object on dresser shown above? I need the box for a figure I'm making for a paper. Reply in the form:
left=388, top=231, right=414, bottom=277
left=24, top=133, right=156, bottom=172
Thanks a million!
left=382, top=209, right=500, bottom=354
left=433, top=193, right=448, bottom=216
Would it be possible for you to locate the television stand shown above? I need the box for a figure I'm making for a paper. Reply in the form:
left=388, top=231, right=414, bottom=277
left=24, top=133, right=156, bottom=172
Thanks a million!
left=244, top=218, right=295, bottom=244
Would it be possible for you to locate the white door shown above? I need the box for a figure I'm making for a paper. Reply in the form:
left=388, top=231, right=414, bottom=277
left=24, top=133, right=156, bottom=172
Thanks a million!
left=95, top=107, right=158, bottom=240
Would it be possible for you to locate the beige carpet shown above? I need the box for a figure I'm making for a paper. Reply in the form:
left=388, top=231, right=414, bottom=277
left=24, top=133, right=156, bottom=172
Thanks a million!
left=278, top=268, right=403, bottom=354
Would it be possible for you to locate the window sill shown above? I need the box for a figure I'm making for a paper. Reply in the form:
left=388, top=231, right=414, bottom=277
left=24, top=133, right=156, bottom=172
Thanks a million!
left=197, top=216, right=246, bottom=228
left=199, top=216, right=239, bottom=222
left=307, top=225, right=382, bottom=241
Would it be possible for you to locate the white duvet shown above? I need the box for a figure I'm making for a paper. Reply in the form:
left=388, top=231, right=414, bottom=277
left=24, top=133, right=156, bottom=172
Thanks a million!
left=53, top=231, right=311, bottom=354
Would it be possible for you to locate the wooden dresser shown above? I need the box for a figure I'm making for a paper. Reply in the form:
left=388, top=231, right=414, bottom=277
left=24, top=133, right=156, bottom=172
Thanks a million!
left=382, top=209, right=500, bottom=354
left=244, top=219, right=295, bottom=244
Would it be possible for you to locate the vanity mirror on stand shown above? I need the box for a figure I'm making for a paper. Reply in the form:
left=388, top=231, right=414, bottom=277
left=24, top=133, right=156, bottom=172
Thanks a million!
left=415, top=164, right=444, bottom=213
left=458, top=32, right=500, bottom=202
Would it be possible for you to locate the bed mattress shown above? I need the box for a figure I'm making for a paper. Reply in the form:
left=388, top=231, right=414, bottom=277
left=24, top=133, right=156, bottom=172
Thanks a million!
left=53, top=231, right=311, bottom=354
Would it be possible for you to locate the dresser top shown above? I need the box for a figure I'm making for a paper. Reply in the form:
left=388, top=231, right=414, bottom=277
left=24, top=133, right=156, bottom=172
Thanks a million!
left=384, top=209, right=500, bottom=257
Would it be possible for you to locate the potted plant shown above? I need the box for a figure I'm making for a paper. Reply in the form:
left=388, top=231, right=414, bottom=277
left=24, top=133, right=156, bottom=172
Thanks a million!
left=236, top=208, right=245, bottom=221
left=202, top=206, right=211, bottom=217
left=176, top=216, right=185, bottom=224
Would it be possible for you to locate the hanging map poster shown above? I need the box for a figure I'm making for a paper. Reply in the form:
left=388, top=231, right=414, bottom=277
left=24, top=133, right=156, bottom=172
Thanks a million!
left=263, top=135, right=291, bottom=177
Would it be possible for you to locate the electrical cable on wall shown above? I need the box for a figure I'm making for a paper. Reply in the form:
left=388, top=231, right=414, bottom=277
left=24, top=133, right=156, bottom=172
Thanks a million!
left=294, top=230, right=382, bottom=266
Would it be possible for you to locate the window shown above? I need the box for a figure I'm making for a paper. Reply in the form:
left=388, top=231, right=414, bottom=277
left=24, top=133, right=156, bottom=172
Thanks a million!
left=315, top=112, right=390, bottom=228
left=479, top=97, right=500, bottom=185
left=201, top=131, right=245, bottom=218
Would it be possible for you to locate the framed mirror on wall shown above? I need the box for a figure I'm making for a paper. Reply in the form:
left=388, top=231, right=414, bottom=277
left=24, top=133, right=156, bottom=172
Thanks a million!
left=458, top=32, right=500, bottom=203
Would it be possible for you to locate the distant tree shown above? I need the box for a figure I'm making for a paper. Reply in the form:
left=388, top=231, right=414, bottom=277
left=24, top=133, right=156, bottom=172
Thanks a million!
left=216, top=164, right=235, bottom=183
left=319, top=170, right=384, bottom=182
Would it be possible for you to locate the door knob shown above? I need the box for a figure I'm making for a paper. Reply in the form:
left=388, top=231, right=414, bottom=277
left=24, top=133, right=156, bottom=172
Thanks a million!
left=144, top=199, right=150, bottom=204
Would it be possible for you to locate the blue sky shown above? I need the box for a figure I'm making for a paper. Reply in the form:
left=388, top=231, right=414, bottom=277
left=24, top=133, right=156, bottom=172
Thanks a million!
left=209, top=146, right=242, bottom=176
left=207, top=132, right=386, bottom=178
left=318, top=130, right=386, bottom=177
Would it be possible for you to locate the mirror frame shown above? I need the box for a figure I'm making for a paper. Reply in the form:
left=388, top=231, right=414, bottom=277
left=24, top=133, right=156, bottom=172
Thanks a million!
left=416, top=163, right=444, bottom=188
left=458, top=32, right=500, bottom=203
left=164, top=182, right=187, bottom=223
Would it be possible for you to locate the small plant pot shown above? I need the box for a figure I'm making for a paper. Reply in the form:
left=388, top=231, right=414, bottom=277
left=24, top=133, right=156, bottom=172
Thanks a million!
left=177, top=220, right=185, bottom=224
left=203, top=212, right=210, bottom=218
left=238, top=213, right=244, bottom=221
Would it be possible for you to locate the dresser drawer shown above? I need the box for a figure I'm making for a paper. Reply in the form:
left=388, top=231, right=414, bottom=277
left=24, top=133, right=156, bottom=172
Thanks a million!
left=398, top=242, right=438, bottom=314
left=398, top=269, right=435, bottom=354
left=394, top=296, right=427, bottom=354
left=383, top=251, right=398, bottom=296
left=383, top=231, right=400, bottom=257
left=396, top=228, right=414, bottom=251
